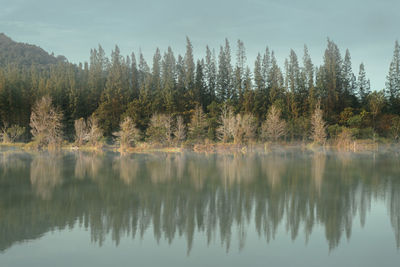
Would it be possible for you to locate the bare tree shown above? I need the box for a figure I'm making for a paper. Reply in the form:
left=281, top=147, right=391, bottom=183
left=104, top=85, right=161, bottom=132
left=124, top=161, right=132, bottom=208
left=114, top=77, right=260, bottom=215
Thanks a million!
left=113, top=116, right=141, bottom=150
left=232, top=113, right=257, bottom=144
left=30, top=96, right=63, bottom=148
left=174, top=115, right=186, bottom=144
left=74, top=118, right=88, bottom=146
left=86, top=115, right=103, bottom=147
left=310, top=102, right=327, bottom=145
left=216, top=104, right=235, bottom=143
left=261, top=105, right=286, bottom=142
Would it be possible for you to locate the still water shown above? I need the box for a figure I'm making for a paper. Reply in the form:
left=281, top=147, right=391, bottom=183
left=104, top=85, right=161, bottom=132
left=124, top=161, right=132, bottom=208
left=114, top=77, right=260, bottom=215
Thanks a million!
left=0, top=149, right=399, bottom=266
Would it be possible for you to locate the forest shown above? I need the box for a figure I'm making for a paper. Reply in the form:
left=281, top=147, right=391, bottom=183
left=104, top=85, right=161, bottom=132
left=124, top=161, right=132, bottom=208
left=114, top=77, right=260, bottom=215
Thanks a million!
left=0, top=33, right=400, bottom=148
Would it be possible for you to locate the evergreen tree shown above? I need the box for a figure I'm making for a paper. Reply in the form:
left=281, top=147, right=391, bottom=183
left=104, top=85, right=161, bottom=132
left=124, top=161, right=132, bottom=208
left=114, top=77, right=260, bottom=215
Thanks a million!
left=268, top=51, right=284, bottom=105
left=184, top=37, right=195, bottom=92
left=234, top=39, right=246, bottom=104
left=161, top=47, right=177, bottom=113
left=204, top=46, right=217, bottom=107
left=253, top=53, right=266, bottom=118
left=342, top=49, right=357, bottom=108
left=194, top=60, right=206, bottom=108
left=386, top=40, right=400, bottom=113
left=217, top=39, right=232, bottom=102
left=322, top=39, right=343, bottom=119
left=152, top=48, right=163, bottom=112
left=302, top=45, right=315, bottom=115
left=130, top=52, right=139, bottom=99
left=358, top=63, right=371, bottom=106
left=285, top=49, right=301, bottom=119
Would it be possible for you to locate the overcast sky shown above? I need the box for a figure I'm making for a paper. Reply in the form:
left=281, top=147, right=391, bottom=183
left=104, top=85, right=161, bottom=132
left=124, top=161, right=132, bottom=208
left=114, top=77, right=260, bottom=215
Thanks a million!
left=1, top=0, right=399, bottom=90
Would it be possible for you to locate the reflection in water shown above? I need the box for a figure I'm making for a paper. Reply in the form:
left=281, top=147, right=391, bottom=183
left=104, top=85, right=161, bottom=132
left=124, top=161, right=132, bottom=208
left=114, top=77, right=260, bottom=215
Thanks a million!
left=0, top=150, right=400, bottom=253
left=30, top=154, right=63, bottom=200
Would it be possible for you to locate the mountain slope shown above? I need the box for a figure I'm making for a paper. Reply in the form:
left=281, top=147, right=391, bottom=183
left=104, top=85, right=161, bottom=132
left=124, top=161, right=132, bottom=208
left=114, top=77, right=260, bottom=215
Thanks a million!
left=0, top=33, right=66, bottom=67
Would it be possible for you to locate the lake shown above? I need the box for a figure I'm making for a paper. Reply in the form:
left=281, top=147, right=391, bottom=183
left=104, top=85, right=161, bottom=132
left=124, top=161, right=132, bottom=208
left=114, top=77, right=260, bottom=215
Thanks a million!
left=0, top=149, right=399, bottom=266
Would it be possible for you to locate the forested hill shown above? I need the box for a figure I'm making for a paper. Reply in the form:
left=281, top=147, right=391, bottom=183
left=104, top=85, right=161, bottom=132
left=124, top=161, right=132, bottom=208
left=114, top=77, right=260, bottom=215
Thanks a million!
left=0, top=33, right=65, bottom=67
left=0, top=34, right=399, bottom=144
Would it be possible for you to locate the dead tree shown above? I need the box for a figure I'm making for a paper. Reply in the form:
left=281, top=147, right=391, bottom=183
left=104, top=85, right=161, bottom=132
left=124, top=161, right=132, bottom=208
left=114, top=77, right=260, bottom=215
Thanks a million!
left=310, top=102, right=327, bottom=145
left=30, top=96, right=63, bottom=148
left=113, top=116, right=141, bottom=149
left=216, top=104, right=235, bottom=143
left=86, top=115, right=103, bottom=147
left=74, top=118, right=88, bottom=146
left=174, top=115, right=186, bottom=144
left=261, top=105, right=286, bottom=142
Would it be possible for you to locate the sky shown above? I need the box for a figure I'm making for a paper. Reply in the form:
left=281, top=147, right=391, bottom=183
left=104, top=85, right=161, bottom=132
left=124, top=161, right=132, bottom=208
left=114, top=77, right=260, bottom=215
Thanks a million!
left=0, top=0, right=399, bottom=90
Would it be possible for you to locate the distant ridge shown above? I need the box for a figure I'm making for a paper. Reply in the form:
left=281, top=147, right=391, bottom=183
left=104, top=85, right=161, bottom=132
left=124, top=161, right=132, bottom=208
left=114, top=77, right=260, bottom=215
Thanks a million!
left=0, top=33, right=66, bottom=67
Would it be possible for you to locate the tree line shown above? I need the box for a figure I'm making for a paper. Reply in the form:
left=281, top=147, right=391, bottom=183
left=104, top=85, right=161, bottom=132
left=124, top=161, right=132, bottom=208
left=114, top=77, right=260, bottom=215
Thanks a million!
left=1, top=37, right=400, bottom=147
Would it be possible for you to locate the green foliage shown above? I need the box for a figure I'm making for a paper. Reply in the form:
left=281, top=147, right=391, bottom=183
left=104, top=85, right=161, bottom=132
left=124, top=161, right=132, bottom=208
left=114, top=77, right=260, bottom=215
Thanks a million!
left=327, top=124, right=342, bottom=139
left=188, top=106, right=208, bottom=142
left=390, top=116, right=400, bottom=141
left=0, top=124, right=25, bottom=143
left=0, top=34, right=399, bottom=145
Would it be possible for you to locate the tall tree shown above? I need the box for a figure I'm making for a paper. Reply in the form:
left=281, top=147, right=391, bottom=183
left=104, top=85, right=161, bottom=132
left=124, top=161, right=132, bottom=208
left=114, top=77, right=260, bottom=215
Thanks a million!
left=357, top=63, right=371, bottom=106
left=194, top=59, right=206, bottom=108
left=302, top=45, right=316, bottom=115
left=234, top=39, right=246, bottom=105
left=204, top=46, right=217, bottom=107
left=322, top=39, right=343, bottom=119
left=161, top=47, right=176, bottom=113
left=96, top=45, right=130, bottom=135
left=386, top=40, right=400, bottom=113
left=268, top=51, right=284, bottom=106
left=184, top=37, right=195, bottom=92
left=217, top=39, right=232, bottom=102
left=341, top=49, right=357, bottom=108
left=253, top=53, right=266, bottom=118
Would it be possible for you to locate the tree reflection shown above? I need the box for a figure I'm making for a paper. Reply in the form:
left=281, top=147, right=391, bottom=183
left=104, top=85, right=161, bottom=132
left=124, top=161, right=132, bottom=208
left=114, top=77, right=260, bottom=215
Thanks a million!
left=30, top=153, right=63, bottom=199
left=0, top=150, right=400, bottom=253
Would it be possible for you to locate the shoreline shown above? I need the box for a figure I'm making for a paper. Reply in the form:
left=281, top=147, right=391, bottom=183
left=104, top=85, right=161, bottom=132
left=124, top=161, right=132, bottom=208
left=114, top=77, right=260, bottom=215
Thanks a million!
left=1, top=139, right=398, bottom=155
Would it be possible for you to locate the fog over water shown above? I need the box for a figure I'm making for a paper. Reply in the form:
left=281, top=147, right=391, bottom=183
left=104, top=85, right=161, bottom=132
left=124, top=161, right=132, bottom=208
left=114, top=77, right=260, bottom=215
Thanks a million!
left=0, top=149, right=400, bottom=266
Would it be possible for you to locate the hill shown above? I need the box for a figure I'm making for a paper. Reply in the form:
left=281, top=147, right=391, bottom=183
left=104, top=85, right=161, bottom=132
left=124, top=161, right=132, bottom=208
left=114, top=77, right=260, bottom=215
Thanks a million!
left=0, top=33, right=66, bottom=67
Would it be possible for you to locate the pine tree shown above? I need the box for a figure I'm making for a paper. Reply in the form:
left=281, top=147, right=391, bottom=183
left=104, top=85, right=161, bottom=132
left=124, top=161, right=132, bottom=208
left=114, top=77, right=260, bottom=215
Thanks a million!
left=302, top=45, right=315, bottom=115
left=253, top=53, right=266, bottom=118
left=217, top=39, right=232, bottom=102
left=184, top=37, right=195, bottom=92
left=268, top=51, right=284, bottom=105
left=386, top=40, right=400, bottom=113
left=358, top=63, right=371, bottom=106
left=204, top=46, right=217, bottom=107
left=162, top=47, right=177, bottom=113
left=322, top=39, right=343, bottom=118
left=342, top=49, right=357, bottom=108
left=234, top=39, right=246, bottom=104
left=152, top=48, right=163, bottom=112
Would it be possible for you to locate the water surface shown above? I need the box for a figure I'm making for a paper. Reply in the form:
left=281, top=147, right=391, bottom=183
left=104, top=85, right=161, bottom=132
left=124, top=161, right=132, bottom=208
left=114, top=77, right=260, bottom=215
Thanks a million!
left=0, top=149, right=399, bottom=266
